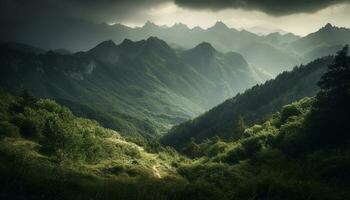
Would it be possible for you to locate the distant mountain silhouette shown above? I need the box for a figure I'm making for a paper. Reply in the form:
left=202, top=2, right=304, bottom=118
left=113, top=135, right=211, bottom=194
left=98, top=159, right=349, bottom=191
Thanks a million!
left=3, top=20, right=348, bottom=76
left=291, top=23, right=350, bottom=60
left=52, top=49, right=73, bottom=55
left=247, top=26, right=288, bottom=35
left=0, top=42, right=45, bottom=55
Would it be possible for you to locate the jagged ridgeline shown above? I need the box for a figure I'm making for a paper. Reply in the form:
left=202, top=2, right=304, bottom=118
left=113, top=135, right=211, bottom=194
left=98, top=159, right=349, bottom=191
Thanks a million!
left=161, top=56, right=334, bottom=149
left=0, top=38, right=266, bottom=138
left=5, top=21, right=350, bottom=76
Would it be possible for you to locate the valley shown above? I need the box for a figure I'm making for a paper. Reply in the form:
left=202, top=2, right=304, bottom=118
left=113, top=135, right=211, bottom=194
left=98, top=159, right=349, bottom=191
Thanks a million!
left=0, top=45, right=349, bottom=199
left=0, top=38, right=266, bottom=138
left=1, top=1, right=350, bottom=198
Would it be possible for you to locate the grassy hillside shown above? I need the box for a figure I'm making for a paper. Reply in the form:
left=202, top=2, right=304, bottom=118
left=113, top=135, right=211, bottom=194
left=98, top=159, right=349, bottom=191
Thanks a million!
left=0, top=89, right=191, bottom=199
left=161, top=56, right=333, bottom=149
left=177, top=96, right=350, bottom=200
left=159, top=46, right=350, bottom=199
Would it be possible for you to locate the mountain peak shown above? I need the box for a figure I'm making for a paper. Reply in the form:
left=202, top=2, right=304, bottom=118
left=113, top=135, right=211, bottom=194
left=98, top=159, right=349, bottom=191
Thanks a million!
left=212, top=21, right=229, bottom=30
left=196, top=42, right=214, bottom=49
left=268, top=32, right=282, bottom=37
left=142, top=37, right=175, bottom=57
left=146, top=36, right=162, bottom=43
left=120, top=38, right=133, bottom=45
left=145, top=37, right=171, bottom=50
left=192, top=26, right=203, bottom=31
left=319, top=23, right=337, bottom=32
left=324, top=23, right=333, bottom=29
left=112, top=23, right=130, bottom=29
left=95, top=40, right=116, bottom=48
left=88, top=40, right=118, bottom=56
left=143, top=20, right=158, bottom=29
left=172, top=23, right=189, bottom=30
left=192, top=42, right=216, bottom=56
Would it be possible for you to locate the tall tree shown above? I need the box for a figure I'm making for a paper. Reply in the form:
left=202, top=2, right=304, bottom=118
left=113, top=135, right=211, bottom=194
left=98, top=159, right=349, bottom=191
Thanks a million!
left=235, top=116, right=246, bottom=137
left=317, top=45, right=350, bottom=106
left=307, top=45, right=350, bottom=147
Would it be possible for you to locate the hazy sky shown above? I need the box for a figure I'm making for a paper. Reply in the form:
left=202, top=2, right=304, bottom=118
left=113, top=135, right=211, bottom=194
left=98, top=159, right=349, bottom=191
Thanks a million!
left=1, top=0, right=350, bottom=36
left=119, top=1, right=350, bottom=36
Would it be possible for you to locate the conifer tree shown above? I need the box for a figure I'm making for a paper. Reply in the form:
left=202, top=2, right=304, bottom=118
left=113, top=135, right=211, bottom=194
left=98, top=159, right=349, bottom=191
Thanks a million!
left=317, top=45, right=350, bottom=106
left=307, top=45, right=350, bottom=146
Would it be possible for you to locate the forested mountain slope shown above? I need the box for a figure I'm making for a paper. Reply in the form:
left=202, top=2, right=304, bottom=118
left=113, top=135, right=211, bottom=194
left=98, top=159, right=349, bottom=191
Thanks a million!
left=1, top=45, right=349, bottom=199
left=179, top=47, right=350, bottom=199
left=178, top=94, right=350, bottom=200
left=0, top=90, right=188, bottom=199
left=0, top=38, right=264, bottom=137
left=161, top=56, right=334, bottom=149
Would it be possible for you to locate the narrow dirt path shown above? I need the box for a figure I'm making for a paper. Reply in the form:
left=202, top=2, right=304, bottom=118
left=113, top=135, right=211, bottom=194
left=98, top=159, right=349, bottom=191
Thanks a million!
left=152, top=165, right=161, bottom=178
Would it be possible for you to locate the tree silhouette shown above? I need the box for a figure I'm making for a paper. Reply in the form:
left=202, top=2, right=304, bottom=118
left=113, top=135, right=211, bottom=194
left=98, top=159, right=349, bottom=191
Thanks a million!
left=318, top=45, right=350, bottom=106
left=307, top=45, right=350, bottom=147
left=19, top=88, right=36, bottom=107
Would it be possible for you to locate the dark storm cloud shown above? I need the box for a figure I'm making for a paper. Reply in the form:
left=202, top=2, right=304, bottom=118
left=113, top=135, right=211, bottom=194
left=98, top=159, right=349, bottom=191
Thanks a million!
left=1, top=0, right=349, bottom=50
left=0, top=0, right=170, bottom=49
left=63, top=0, right=171, bottom=22
left=0, top=0, right=169, bottom=23
left=174, top=0, right=350, bottom=16
left=1, top=0, right=348, bottom=23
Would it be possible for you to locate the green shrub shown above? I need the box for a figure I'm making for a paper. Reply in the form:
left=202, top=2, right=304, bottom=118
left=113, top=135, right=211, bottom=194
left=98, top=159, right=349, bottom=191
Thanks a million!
left=223, top=145, right=245, bottom=164
left=182, top=139, right=203, bottom=158
left=0, top=121, right=20, bottom=138
left=205, top=141, right=227, bottom=157
left=280, top=104, right=302, bottom=123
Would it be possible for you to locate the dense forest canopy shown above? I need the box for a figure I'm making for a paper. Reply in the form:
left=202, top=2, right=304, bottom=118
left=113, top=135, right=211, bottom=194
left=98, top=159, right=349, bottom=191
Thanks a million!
left=161, top=56, right=333, bottom=149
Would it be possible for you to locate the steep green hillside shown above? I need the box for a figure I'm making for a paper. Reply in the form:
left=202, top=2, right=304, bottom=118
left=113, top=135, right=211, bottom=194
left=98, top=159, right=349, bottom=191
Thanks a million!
left=0, top=90, right=188, bottom=199
left=177, top=96, right=350, bottom=200
left=0, top=38, right=264, bottom=137
left=3, top=91, right=349, bottom=200
left=179, top=47, right=350, bottom=199
left=1, top=45, right=349, bottom=199
left=161, top=56, right=333, bottom=149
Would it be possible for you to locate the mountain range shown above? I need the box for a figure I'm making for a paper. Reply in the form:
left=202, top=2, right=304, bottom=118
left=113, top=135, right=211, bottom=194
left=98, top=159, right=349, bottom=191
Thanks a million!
left=4, top=20, right=350, bottom=76
left=1, top=22, right=348, bottom=140
left=1, top=15, right=350, bottom=199
left=1, top=46, right=349, bottom=200
left=0, top=37, right=266, bottom=137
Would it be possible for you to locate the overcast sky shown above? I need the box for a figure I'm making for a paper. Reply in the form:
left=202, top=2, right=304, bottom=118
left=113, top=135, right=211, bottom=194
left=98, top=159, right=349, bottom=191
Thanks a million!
left=120, top=1, right=350, bottom=36
left=1, top=0, right=350, bottom=36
